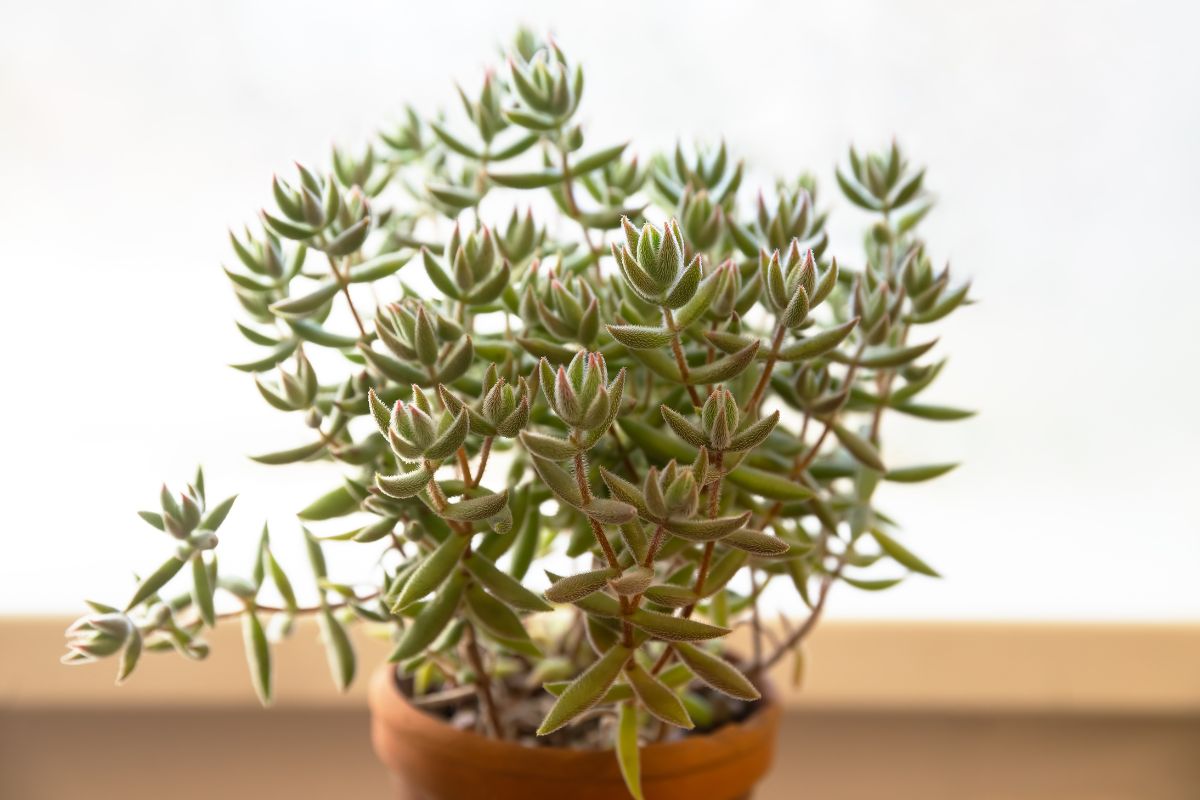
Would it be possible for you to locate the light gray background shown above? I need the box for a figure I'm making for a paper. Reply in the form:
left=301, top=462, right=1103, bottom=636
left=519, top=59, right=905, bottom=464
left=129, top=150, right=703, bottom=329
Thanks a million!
left=2, top=0, right=1197, bottom=618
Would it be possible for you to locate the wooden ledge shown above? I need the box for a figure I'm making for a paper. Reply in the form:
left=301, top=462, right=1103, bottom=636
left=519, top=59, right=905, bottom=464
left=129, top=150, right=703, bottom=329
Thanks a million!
left=4, top=617, right=1198, bottom=713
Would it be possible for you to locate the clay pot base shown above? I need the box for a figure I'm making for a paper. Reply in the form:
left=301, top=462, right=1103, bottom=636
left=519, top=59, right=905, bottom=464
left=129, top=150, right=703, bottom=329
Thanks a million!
left=369, top=664, right=781, bottom=800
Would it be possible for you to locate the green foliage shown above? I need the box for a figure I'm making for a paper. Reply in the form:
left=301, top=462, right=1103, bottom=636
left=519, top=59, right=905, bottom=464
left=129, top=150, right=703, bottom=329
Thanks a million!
left=66, top=28, right=973, bottom=800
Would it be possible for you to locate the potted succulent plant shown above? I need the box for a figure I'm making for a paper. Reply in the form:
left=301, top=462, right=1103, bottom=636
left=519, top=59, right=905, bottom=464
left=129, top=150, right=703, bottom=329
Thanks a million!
left=63, top=29, right=972, bottom=800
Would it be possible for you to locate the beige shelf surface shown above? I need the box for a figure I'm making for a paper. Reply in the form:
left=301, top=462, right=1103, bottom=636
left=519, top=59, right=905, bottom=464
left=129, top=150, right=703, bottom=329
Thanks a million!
left=5, top=617, right=1198, bottom=713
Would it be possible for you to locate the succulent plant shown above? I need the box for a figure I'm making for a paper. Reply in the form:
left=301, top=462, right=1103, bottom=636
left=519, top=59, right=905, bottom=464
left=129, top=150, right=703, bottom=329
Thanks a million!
left=66, top=29, right=972, bottom=800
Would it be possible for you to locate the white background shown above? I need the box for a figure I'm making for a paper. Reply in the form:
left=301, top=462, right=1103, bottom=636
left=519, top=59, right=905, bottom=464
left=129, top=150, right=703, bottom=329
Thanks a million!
left=2, top=0, right=1197, bottom=619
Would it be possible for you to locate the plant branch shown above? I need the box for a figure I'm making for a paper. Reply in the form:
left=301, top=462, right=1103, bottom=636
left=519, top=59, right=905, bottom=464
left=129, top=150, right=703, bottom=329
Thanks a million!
left=744, top=323, right=787, bottom=414
left=573, top=451, right=620, bottom=571
left=327, top=253, right=368, bottom=337
left=663, top=308, right=703, bottom=405
left=757, top=556, right=846, bottom=673
left=463, top=619, right=504, bottom=738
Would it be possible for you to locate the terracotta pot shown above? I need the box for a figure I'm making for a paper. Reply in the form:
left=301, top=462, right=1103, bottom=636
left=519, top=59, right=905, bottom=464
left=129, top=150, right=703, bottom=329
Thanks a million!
left=368, top=664, right=781, bottom=800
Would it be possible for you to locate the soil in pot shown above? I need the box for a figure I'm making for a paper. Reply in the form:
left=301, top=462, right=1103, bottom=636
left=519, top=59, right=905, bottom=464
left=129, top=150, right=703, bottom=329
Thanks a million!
left=369, top=663, right=782, bottom=800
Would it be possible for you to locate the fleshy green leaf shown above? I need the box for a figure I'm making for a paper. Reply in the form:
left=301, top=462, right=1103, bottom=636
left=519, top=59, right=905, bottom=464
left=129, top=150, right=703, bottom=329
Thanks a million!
left=626, top=662, right=692, bottom=729
left=465, top=553, right=551, bottom=612
left=389, top=574, right=464, bottom=661
left=629, top=608, right=730, bottom=642
left=465, top=583, right=538, bottom=652
left=870, top=529, right=940, bottom=577
left=674, top=642, right=760, bottom=701
left=298, top=485, right=360, bottom=520
left=318, top=607, right=356, bottom=691
left=832, top=423, right=886, bottom=472
left=242, top=610, right=272, bottom=705
left=440, top=490, right=509, bottom=522
left=393, top=533, right=469, bottom=610
left=885, top=463, right=959, bottom=483
left=537, top=645, right=631, bottom=735
left=544, top=568, right=616, bottom=604
left=615, top=701, right=644, bottom=800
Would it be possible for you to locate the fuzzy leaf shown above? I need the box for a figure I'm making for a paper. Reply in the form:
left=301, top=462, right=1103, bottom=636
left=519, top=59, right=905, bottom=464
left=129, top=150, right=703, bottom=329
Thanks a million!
left=665, top=512, right=751, bottom=542
left=488, top=168, right=564, bottom=189
left=424, top=408, right=470, bottom=461
left=393, top=533, right=469, bottom=610
left=871, top=529, right=940, bottom=577
left=530, top=455, right=583, bottom=507
left=629, top=609, right=730, bottom=642
left=834, top=339, right=938, bottom=369
left=538, top=645, right=632, bottom=735
left=249, top=439, right=326, bottom=465
left=242, top=610, right=272, bottom=705
left=778, top=318, right=860, bottom=362
left=465, top=583, right=538, bottom=651
left=727, top=411, right=780, bottom=453
left=599, top=468, right=649, bottom=518
left=583, top=498, right=637, bottom=525
left=268, top=282, right=339, bottom=318
left=545, top=568, right=616, bottom=604
left=191, top=555, right=215, bottom=627
left=627, top=661, right=693, bottom=729
left=699, top=548, right=748, bottom=597
left=674, top=643, right=760, bottom=700
left=464, top=554, right=551, bottom=612
left=440, top=490, right=509, bottom=522
left=318, top=607, right=356, bottom=691
left=832, top=424, right=886, bottom=471
left=200, top=495, right=238, bottom=533
left=618, top=418, right=815, bottom=501
left=723, top=529, right=791, bottom=556
left=885, top=463, right=959, bottom=483
left=376, top=467, right=432, bottom=499
left=519, top=430, right=580, bottom=460
left=890, top=403, right=976, bottom=421
left=606, top=324, right=674, bottom=350
left=642, top=584, right=697, bottom=608
left=688, top=341, right=760, bottom=384
left=125, top=555, right=187, bottom=611
left=660, top=406, right=707, bottom=448
left=609, top=566, right=654, bottom=596
left=298, top=485, right=360, bottom=520
left=615, top=702, right=644, bottom=800
left=389, top=574, right=464, bottom=661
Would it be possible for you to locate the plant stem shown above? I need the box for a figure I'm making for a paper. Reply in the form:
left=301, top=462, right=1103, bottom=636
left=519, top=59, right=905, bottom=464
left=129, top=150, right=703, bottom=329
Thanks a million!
left=327, top=254, right=368, bottom=337
left=463, top=619, right=504, bottom=738
left=607, top=428, right=638, bottom=480
left=684, top=455, right=725, bottom=615
left=455, top=446, right=474, bottom=488
left=642, top=523, right=667, bottom=568
left=473, top=436, right=494, bottom=487
left=663, top=308, right=703, bottom=405
left=652, top=455, right=724, bottom=676
left=572, top=451, right=620, bottom=571
left=749, top=567, right=763, bottom=668
left=211, top=590, right=381, bottom=622
left=744, top=323, right=787, bottom=414
left=556, top=139, right=603, bottom=273
left=757, top=556, right=846, bottom=673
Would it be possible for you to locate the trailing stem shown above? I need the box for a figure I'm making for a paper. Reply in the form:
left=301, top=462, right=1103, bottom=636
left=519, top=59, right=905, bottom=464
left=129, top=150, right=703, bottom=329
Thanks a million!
left=326, top=254, right=368, bottom=338
left=463, top=619, right=504, bottom=738
left=664, top=307, right=703, bottom=406
left=744, top=323, right=788, bottom=414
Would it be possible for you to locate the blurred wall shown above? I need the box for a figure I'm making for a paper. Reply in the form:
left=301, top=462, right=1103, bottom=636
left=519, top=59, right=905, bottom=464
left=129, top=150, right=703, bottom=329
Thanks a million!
left=1, top=0, right=1197, bottom=619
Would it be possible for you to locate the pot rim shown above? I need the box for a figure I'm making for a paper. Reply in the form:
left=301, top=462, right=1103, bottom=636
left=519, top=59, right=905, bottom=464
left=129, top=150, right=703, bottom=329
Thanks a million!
left=368, top=660, right=780, bottom=781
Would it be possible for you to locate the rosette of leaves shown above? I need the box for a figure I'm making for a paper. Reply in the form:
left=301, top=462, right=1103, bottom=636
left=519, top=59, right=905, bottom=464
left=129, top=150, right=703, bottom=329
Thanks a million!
left=652, top=141, right=744, bottom=211
left=518, top=263, right=603, bottom=349
left=67, top=28, right=973, bottom=800
left=727, top=177, right=830, bottom=259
